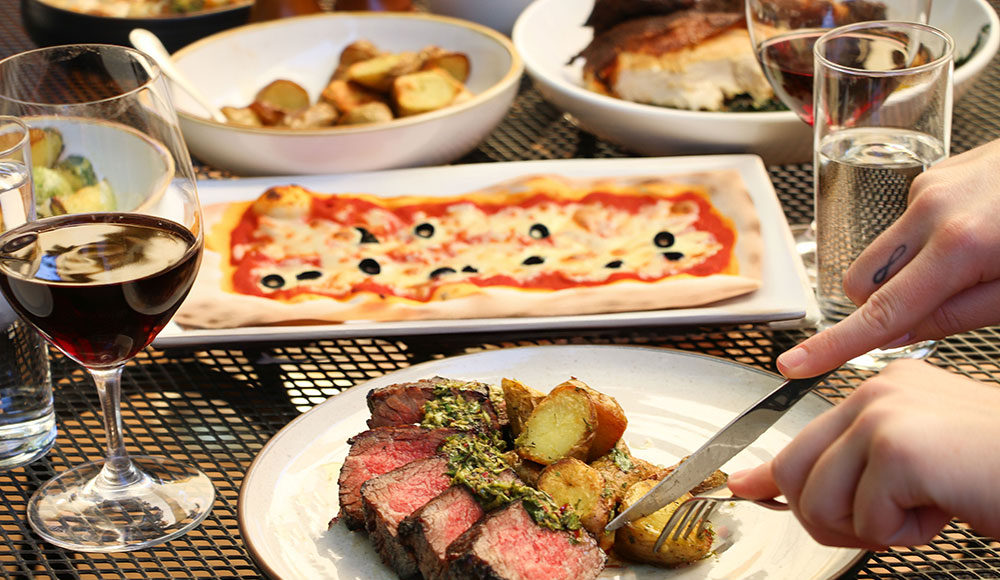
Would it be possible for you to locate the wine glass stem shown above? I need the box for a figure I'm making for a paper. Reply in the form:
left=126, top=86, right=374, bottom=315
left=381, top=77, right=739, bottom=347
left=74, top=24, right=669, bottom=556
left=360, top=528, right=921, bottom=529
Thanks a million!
left=90, top=366, right=144, bottom=490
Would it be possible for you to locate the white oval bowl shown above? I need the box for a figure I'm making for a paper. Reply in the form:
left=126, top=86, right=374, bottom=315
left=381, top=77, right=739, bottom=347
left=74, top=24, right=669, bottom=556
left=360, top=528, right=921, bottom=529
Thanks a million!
left=170, top=12, right=523, bottom=176
left=513, top=0, right=1000, bottom=165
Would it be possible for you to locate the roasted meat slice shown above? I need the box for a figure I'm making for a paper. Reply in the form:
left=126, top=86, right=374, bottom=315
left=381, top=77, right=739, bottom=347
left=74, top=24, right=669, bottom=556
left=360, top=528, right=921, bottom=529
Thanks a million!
left=335, top=425, right=457, bottom=530
left=361, top=455, right=455, bottom=579
left=398, top=485, right=486, bottom=580
left=444, top=501, right=607, bottom=580
left=366, top=376, right=504, bottom=430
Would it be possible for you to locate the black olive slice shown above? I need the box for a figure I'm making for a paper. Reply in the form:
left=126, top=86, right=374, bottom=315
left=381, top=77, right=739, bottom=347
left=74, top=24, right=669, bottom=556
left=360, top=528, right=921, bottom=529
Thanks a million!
left=415, top=223, right=435, bottom=238
left=663, top=252, right=684, bottom=261
left=355, top=227, right=379, bottom=244
left=296, top=270, right=322, bottom=280
left=522, top=256, right=545, bottom=265
left=359, top=258, right=381, bottom=275
left=654, top=231, right=676, bottom=248
left=605, top=260, right=623, bottom=269
left=462, top=265, right=478, bottom=273
left=429, top=267, right=456, bottom=279
left=529, top=223, right=550, bottom=239
left=261, top=274, right=285, bottom=289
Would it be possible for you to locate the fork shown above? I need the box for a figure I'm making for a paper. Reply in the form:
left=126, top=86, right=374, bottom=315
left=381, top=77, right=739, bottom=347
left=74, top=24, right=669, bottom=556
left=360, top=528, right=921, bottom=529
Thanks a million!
left=654, top=495, right=790, bottom=552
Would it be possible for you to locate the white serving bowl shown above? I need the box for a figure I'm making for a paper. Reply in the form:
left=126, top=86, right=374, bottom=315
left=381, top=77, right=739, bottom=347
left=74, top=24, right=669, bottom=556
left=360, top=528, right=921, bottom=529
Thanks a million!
left=33, top=117, right=174, bottom=212
left=170, top=12, right=523, bottom=176
left=513, top=0, right=1000, bottom=165
left=425, top=0, right=536, bottom=36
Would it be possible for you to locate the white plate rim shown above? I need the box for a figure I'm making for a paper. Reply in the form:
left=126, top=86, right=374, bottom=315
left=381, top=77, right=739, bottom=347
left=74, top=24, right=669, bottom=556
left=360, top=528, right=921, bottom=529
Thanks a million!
left=156, top=155, right=816, bottom=347
left=237, top=344, right=866, bottom=580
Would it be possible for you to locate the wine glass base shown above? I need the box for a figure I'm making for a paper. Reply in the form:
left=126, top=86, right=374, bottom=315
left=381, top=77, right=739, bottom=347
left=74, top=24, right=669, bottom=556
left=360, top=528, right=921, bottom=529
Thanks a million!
left=789, top=222, right=817, bottom=287
left=27, top=455, right=215, bottom=552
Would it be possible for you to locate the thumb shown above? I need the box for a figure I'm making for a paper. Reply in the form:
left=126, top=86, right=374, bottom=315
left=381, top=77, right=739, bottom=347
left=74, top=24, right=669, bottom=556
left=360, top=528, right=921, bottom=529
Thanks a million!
left=727, top=464, right=782, bottom=499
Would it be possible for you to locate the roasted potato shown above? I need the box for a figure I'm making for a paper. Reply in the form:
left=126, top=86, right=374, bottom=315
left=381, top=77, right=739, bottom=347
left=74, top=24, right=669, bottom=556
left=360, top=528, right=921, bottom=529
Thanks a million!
left=589, top=439, right=660, bottom=504
left=392, top=68, right=463, bottom=117
left=281, top=102, right=339, bottom=129
left=254, top=79, right=311, bottom=114
left=332, top=39, right=381, bottom=80
left=514, top=382, right=597, bottom=464
left=537, top=458, right=614, bottom=545
left=347, top=52, right=420, bottom=92
left=221, top=106, right=263, bottom=128
left=614, top=479, right=714, bottom=567
left=338, top=101, right=395, bottom=126
left=320, top=79, right=386, bottom=113
left=501, top=378, right=546, bottom=438
left=655, top=458, right=729, bottom=495
left=501, top=450, right=544, bottom=487
left=422, top=51, right=471, bottom=83
left=553, top=378, right=627, bottom=460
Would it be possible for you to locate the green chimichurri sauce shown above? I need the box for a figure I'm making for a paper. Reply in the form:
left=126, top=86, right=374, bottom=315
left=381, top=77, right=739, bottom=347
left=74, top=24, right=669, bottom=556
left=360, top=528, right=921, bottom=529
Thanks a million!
left=421, top=383, right=493, bottom=431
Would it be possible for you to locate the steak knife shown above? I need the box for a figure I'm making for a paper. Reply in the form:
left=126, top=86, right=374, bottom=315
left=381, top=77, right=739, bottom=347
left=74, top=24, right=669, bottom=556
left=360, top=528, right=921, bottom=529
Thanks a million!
left=604, top=370, right=834, bottom=532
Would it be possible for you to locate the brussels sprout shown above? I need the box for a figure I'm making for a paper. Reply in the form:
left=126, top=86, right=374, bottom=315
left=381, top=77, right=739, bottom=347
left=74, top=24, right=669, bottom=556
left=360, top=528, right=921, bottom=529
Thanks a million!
left=50, top=180, right=116, bottom=215
left=32, top=166, right=74, bottom=202
left=28, top=127, right=64, bottom=169
left=55, top=155, right=98, bottom=191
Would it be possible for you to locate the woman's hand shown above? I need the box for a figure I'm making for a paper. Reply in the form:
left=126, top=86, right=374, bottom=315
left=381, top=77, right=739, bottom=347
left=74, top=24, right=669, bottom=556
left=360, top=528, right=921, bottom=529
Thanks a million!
left=778, top=139, right=1000, bottom=378
left=728, top=360, right=1000, bottom=548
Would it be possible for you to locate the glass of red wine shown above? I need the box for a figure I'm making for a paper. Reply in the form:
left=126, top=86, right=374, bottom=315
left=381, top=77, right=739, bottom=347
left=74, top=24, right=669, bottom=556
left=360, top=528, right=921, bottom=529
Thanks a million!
left=744, top=0, right=932, bottom=278
left=0, top=45, right=214, bottom=552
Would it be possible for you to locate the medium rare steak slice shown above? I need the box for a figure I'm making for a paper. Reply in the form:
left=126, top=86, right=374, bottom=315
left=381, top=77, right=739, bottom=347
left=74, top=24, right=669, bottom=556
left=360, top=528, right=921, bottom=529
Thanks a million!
left=361, top=455, right=454, bottom=579
left=366, top=376, right=503, bottom=430
left=336, top=425, right=456, bottom=530
left=445, top=501, right=607, bottom=580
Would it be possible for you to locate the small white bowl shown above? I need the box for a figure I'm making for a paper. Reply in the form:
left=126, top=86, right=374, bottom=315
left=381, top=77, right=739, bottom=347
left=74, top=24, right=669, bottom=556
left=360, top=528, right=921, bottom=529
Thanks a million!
left=425, top=0, right=535, bottom=36
left=170, top=12, right=523, bottom=176
left=513, top=0, right=1000, bottom=165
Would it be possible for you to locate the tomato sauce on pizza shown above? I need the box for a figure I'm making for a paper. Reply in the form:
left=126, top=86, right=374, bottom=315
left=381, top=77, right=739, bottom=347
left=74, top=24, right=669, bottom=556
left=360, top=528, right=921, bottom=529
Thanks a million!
left=223, top=180, right=739, bottom=303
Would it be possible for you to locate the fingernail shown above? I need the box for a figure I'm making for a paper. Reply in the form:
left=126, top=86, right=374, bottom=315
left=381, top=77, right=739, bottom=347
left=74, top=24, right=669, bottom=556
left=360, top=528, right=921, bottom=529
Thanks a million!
left=727, top=469, right=750, bottom=483
left=778, top=346, right=808, bottom=371
left=880, top=332, right=913, bottom=350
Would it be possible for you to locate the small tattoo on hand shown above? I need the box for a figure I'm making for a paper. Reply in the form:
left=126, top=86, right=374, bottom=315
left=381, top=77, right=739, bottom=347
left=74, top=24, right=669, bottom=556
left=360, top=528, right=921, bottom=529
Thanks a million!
left=873, top=244, right=907, bottom=285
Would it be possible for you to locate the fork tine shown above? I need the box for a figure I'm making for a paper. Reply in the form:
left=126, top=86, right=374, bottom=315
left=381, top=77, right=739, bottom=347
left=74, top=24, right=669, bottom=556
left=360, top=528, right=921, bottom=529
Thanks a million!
left=653, top=497, right=723, bottom=553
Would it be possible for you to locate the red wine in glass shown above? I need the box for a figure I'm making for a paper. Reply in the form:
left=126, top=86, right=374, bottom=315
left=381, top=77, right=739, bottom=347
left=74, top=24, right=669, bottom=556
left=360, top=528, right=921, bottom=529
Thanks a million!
left=756, top=29, right=824, bottom=125
left=0, top=213, right=201, bottom=369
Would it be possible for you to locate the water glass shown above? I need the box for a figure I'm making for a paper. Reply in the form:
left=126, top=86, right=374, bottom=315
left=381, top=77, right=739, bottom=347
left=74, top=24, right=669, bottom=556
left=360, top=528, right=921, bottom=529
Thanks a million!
left=0, top=115, right=55, bottom=470
left=813, top=21, right=953, bottom=370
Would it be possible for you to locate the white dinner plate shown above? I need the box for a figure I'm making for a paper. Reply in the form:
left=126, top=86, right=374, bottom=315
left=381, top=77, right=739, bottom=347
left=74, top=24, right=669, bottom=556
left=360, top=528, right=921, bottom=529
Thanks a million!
left=156, top=155, right=815, bottom=347
left=238, top=345, right=865, bottom=579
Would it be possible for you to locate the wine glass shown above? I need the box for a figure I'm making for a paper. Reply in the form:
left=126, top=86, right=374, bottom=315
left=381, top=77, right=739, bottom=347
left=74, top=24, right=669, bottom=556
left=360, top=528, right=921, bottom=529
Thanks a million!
left=0, top=45, right=214, bottom=552
left=745, top=0, right=932, bottom=280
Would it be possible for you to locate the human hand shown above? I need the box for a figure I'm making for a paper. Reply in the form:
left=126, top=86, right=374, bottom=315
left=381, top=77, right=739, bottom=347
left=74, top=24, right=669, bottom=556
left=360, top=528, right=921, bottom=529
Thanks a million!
left=727, top=359, right=1000, bottom=549
left=778, top=138, right=1000, bottom=378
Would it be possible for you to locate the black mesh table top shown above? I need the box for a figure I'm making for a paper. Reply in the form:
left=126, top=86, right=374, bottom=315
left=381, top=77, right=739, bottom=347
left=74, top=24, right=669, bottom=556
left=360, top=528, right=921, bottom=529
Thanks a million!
left=4, top=3, right=1000, bottom=578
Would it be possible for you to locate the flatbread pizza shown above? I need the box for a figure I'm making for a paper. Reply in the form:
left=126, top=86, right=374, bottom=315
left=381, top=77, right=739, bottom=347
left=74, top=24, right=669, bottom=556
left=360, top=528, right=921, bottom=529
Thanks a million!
left=174, top=170, right=763, bottom=328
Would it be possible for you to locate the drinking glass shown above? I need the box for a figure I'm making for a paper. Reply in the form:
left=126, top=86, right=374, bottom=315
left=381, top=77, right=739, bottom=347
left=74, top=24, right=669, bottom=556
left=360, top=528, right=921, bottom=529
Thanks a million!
left=745, top=0, right=932, bottom=279
left=0, top=45, right=215, bottom=552
left=813, top=21, right=953, bottom=369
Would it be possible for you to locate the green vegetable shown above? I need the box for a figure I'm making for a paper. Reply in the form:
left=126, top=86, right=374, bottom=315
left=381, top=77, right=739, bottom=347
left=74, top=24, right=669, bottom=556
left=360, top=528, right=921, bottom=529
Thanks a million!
left=55, top=155, right=98, bottom=191
left=28, top=127, right=64, bottom=169
left=32, top=166, right=73, bottom=202
left=170, top=0, right=204, bottom=12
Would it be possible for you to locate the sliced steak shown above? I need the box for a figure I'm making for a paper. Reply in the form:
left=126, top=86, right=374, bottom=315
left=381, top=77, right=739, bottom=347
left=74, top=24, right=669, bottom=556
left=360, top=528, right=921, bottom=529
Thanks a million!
left=366, top=376, right=504, bottom=430
left=336, top=425, right=456, bottom=530
left=445, top=501, right=607, bottom=580
left=361, top=455, right=454, bottom=579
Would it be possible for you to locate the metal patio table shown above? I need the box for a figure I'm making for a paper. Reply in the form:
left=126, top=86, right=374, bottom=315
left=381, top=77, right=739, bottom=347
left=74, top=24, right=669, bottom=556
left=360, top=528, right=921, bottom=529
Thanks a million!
left=3, top=3, right=1000, bottom=578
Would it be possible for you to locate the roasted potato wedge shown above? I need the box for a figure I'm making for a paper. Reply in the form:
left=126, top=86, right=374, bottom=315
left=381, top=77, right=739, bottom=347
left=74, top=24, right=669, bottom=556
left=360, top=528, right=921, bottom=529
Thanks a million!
left=614, top=480, right=714, bottom=567
left=332, top=39, right=381, bottom=80
left=589, top=439, right=660, bottom=504
left=221, top=106, right=262, bottom=128
left=422, top=51, right=471, bottom=83
left=392, top=69, right=462, bottom=117
left=554, top=378, right=628, bottom=460
left=280, top=102, right=338, bottom=129
left=254, top=79, right=311, bottom=113
left=656, top=458, right=728, bottom=495
left=320, top=79, right=386, bottom=113
left=537, top=458, right=614, bottom=543
left=501, top=450, right=544, bottom=487
left=514, top=382, right=597, bottom=464
left=501, top=378, right=546, bottom=438
left=338, top=101, right=395, bottom=126
left=347, top=52, right=420, bottom=92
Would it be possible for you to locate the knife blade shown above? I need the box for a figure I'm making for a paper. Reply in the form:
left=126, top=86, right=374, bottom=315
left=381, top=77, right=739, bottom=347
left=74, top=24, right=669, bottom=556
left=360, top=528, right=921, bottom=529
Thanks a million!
left=604, top=370, right=834, bottom=532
